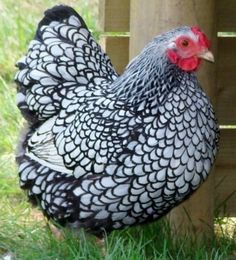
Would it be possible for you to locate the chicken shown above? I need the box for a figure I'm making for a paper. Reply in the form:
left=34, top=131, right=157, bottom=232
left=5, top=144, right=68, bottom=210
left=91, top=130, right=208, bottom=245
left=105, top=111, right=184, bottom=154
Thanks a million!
left=15, top=5, right=219, bottom=237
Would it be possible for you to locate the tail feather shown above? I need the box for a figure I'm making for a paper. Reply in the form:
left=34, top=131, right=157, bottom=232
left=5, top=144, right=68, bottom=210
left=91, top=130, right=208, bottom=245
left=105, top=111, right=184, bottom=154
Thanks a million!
left=15, top=5, right=117, bottom=124
left=36, top=5, right=88, bottom=39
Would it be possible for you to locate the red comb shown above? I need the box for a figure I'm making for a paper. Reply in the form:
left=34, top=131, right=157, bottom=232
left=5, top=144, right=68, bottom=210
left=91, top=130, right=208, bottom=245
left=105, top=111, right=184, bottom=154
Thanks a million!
left=191, top=26, right=211, bottom=48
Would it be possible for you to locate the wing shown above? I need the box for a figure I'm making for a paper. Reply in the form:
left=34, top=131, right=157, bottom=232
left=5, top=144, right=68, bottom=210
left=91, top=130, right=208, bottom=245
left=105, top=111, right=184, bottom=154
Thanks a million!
left=15, top=5, right=117, bottom=122
left=26, top=89, right=143, bottom=178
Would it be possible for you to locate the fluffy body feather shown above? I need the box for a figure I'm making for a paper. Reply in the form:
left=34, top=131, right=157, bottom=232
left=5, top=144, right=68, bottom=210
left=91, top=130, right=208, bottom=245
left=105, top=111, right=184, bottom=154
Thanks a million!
left=15, top=5, right=219, bottom=236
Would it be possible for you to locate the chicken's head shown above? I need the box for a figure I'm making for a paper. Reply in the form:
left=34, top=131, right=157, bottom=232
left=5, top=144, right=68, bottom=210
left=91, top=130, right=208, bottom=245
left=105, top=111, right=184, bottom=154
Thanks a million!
left=166, top=26, right=214, bottom=72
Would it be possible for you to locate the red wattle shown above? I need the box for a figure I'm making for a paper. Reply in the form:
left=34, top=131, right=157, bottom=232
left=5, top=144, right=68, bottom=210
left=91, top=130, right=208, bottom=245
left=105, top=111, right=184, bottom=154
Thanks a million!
left=178, top=56, right=200, bottom=71
left=167, top=49, right=200, bottom=72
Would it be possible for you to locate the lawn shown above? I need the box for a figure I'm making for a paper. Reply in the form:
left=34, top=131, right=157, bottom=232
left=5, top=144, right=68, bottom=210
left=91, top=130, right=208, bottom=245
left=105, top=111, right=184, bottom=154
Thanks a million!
left=0, top=0, right=236, bottom=259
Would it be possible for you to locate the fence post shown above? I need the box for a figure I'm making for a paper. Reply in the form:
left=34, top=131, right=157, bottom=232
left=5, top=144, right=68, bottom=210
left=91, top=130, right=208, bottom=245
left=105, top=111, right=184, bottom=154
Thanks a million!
left=129, top=0, right=216, bottom=240
left=99, top=0, right=130, bottom=74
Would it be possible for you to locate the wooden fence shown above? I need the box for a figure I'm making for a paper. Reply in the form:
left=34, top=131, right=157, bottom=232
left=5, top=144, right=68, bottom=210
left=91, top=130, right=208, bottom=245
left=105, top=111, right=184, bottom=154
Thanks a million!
left=99, top=0, right=236, bottom=235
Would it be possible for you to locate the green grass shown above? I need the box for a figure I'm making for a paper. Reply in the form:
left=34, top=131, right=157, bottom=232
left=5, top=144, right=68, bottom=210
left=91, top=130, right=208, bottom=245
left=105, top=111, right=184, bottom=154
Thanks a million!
left=0, top=0, right=236, bottom=259
left=1, top=198, right=236, bottom=259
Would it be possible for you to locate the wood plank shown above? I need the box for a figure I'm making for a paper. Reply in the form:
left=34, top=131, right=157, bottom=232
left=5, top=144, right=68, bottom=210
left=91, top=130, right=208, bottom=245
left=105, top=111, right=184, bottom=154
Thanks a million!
left=129, top=0, right=215, bottom=59
left=217, top=0, right=236, bottom=32
left=99, top=0, right=130, bottom=32
left=216, top=37, right=236, bottom=125
left=168, top=175, right=214, bottom=238
left=216, top=129, right=236, bottom=167
left=215, top=166, right=236, bottom=216
left=100, top=36, right=129, bottom=74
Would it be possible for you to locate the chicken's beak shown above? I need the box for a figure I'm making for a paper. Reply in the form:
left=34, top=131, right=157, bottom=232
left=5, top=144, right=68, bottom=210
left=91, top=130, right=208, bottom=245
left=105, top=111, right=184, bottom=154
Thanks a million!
left=198, top=50, right=214, bottom=63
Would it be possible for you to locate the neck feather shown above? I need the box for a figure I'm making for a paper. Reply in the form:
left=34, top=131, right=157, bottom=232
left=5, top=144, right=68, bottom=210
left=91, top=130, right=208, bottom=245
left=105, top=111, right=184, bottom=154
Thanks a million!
left=110, top=43, right=188, bottom=108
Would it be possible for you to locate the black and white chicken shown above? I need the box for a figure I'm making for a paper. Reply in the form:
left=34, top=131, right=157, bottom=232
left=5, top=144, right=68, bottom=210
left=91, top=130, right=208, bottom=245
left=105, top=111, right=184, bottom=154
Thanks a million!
left=15, top=5, right=219, bottom=237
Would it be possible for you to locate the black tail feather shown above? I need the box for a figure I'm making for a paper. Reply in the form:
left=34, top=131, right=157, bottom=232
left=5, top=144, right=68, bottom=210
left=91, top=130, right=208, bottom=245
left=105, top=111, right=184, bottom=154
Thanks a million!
left=36, top=5, right=88, bottom=41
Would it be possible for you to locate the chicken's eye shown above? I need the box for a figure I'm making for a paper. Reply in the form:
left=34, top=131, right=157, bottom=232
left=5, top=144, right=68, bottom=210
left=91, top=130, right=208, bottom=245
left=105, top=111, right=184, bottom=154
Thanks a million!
left=181, top=39, right=189, bottom=47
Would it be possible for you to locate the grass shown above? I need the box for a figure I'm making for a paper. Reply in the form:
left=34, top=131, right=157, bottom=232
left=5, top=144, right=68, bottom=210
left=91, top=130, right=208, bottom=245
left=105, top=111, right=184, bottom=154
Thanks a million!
left=0, top=0, right=236, bottom=259
left=1, top=200, right=236, bottom=260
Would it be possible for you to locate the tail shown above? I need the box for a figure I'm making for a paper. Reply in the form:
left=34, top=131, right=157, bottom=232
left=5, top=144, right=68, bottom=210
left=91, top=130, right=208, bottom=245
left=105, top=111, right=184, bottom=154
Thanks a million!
left=15, top=5, right=117, bottom=124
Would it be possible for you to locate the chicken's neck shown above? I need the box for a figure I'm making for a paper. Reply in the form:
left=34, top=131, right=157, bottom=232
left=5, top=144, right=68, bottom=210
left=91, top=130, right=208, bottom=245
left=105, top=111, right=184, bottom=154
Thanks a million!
left=110, top=45, right=196, bottom=109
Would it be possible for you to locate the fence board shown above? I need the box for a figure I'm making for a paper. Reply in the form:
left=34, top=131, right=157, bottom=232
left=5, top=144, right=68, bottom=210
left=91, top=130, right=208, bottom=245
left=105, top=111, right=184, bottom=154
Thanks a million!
left=216, top=129, right=236, bottom=167
left=215, top=166, right=236, bottom=216
left=217, top=0, right=236, bottom=32
left=129, top=0, right=215, bottom=59
left=99, top=0, right=130, bottom=32
left=216, top=37, right=236, bottom=125
left=100, top=36, right=129, bottom=74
